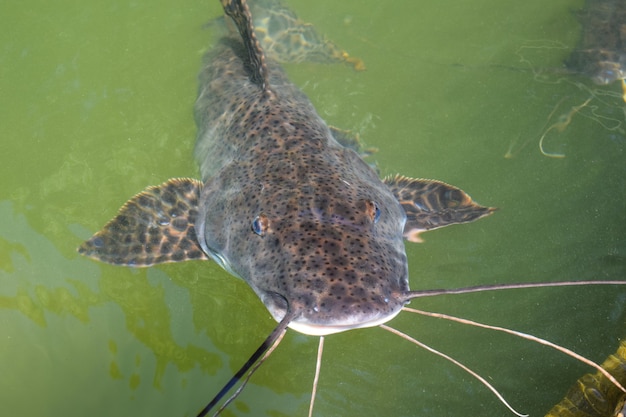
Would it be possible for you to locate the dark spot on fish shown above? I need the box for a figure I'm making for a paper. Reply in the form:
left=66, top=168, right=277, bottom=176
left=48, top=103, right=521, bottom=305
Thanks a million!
left=161, top=242, right=172, bottom=254
left=172, top=217, right=188, bottom=232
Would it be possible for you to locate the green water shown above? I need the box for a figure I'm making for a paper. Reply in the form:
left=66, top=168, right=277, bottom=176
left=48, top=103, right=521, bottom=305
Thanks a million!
left=1, top=0, right=625, bottom=416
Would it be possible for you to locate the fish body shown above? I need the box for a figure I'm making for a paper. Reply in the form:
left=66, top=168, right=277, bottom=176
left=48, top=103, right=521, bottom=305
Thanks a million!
left=566, top=0, right=626, bottom=85
left=193, top=33, right=410, bottom=334
left=78, top=0, right=495, bottom=412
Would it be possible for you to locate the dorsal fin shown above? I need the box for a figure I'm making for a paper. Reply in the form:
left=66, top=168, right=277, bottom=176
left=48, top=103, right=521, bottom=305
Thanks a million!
left=221, top=0, right=271, bottom=92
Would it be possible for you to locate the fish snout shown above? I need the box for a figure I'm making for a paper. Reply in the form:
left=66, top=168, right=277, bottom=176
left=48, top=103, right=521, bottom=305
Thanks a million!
left=258, top=243, right=409, bottom=336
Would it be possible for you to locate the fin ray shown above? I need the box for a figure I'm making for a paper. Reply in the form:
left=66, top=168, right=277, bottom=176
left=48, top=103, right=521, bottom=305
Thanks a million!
left=222, top=0, right=271, bottom=91
left=383, top=175, right=496, bottom=242
left=78, top=178, right=209, bottom=266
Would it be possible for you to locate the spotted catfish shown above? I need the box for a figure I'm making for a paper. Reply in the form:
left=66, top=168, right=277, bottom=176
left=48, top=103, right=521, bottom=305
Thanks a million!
left=565, top=0, right=626, bottom=88
left=78, top=0, right=495, bottom=414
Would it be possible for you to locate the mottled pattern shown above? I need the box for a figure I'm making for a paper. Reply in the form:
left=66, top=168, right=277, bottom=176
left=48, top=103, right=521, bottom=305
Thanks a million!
left=79, top=0, right=494, bottom=336
left=545, top=341, right=626, bottom=417
left=566, top=0, right=626, bottom=85
left=193, top=38, right=409, bottom=334
left=79, top=178, right=208, bottom=266
left=192, top=0, right=492, bottom=335
left=250, top=0, right=365, bottom=71
left=383, top=175, right=496, bottom=243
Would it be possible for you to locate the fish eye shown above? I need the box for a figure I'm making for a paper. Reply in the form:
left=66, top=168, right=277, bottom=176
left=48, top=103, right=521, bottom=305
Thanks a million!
left=363, top=200, right=381, bottom=224
left=374, top=203, right=381, bottom=223
left=251, top=214, right=269, bottom=236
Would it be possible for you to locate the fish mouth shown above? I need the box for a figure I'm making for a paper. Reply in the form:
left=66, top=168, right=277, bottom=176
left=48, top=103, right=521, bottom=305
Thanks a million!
left=261, top=291, right=406, bottom=336
left=285, top=309, right=404, bottom=336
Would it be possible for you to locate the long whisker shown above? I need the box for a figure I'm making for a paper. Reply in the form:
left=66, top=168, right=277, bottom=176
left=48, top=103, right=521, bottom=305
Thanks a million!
left=196, top=310, right=294, bottom=417
left=538, top=96, right=594, bottom=158
left=403, top=307, right=626, bottom=393
left=308, top=336, right=325, bottom=417
left=404, top=280, right=626, bottom=300
left=214, top=327, right=287, bottom=416
left=380, top=324, right=528, bottom=417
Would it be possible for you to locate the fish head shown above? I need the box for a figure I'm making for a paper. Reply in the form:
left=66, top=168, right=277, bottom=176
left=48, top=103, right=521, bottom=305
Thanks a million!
left=591, top=60, right=626, bottom=85
left=196, top=148, right=410, bottom=336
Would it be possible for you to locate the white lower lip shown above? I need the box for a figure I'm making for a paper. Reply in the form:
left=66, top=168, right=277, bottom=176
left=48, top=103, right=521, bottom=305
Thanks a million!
left=285, top=309, right=403, bottom=336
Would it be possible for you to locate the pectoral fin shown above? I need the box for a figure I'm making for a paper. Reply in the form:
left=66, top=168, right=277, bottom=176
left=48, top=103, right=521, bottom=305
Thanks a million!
left=78, top=178, right=209, bottom=266
left=383, top=175, right=496, bottom=243
left=330, top=126, right=377, bottom=158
